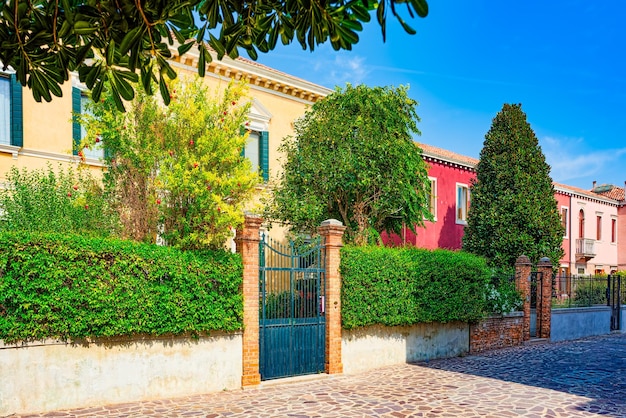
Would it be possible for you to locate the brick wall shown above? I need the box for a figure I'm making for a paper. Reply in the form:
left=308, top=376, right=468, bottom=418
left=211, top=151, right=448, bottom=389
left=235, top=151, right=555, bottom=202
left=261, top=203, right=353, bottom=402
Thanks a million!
left=469, top=313, right=524, bottom=354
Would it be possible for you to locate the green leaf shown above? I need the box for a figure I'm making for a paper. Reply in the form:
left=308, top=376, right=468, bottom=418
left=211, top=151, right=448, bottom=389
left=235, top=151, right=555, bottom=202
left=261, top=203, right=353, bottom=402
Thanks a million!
left=106, top=39, right=115, bottom=65
left=73, top=20, right=97, bottom=36
left=198, top=45, right=206, bottom=77
left=177, top=41, right=194, bottom=56
left=111, top=69, right=134, bottom=101
left=409, top=0, right=429, bottom=17
left=119, top=27, right=143, bottom=55
left=208, top=33, right=224, bottom=58
left=396, top=16, right=416, bottom=35
left=159, top=74, right=170, bottom=106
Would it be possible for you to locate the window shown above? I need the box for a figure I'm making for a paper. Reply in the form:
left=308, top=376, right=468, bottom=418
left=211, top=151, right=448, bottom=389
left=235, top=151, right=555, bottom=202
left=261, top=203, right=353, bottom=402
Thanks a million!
left=561, top=207, right=568, bottom=238
left=244, top=99, right=271, bottom=183
left=242, top=129, right=269, bottom=182
left=0, top=76, right=10, bottom=145
left=612, top=219, right=617, bottom=243
left=72, top=87, right=104, bottom=160
left=0, top=73, right=23, bottom=147
left=427, top=177, right=437, bottom=220
left=596, top=215, right=602, bottom=241
left=456, top=183, right=469, bottom=224
left=578, top=209, right=585, bottom=239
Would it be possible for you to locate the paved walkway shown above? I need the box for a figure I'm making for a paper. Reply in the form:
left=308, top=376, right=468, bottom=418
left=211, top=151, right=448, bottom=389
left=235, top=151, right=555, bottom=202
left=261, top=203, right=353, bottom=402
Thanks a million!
left=10, top=333, right=626, bottom=417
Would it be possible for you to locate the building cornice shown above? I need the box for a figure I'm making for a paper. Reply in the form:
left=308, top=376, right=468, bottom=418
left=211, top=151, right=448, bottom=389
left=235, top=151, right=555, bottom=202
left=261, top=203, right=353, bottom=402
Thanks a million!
left=421, top=153, right=476, bottom=172
left=554, top=185, right=619, bottom=207
left=169, top=47, right=332, bottom=103
left=17, top=147, right=105, bottom=168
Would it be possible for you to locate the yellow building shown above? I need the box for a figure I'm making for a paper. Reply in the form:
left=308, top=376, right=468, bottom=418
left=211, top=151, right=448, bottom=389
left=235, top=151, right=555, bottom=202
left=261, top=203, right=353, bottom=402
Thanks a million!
left=0, top=52, right=332, bottom=236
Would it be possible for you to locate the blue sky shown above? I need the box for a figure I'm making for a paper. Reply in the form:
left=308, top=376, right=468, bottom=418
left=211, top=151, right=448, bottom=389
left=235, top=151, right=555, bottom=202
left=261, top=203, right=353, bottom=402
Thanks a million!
left=254, top=1, right=626, bottom=190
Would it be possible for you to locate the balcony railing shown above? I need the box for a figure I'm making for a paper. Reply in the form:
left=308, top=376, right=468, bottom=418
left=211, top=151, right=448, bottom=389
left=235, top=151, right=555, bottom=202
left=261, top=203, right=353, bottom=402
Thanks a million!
left=575, top=238, right=596, bottom=259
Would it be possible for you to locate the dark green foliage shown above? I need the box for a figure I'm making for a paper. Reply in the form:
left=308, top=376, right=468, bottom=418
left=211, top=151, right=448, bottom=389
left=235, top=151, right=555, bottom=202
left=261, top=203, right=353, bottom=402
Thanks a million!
left=0, top=0, right=428, bottom=111
left=0, top=232, right=242, bottom=343
left=266, top=84, right=432, bottom=245
left=463, top=103, right=564, bottom=267
left=340, top=246, right=516, bottom=329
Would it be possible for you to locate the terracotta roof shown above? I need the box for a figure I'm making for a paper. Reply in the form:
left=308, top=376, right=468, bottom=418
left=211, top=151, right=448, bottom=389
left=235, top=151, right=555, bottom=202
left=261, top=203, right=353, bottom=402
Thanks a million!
left=594, top=185, right=625, bottom=201
left=417, top=143, right=479, bottom=168
left=553, top=182, right=620, bottom=204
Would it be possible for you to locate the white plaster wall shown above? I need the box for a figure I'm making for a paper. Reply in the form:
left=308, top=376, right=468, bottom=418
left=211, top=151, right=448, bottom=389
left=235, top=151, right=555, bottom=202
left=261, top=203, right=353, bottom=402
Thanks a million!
left=0, top=332, right=242, bottom=416
left=342, top=322, right=469, bottom=374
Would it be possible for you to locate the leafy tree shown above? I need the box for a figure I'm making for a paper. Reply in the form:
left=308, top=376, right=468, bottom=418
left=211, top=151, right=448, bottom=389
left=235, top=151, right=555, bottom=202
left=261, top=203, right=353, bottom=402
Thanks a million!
left=0, top=0, right=428, bottom=110
left=0, top=164, right=118, bottom=236
left=462, top=103, right=564, bottom=267
left=265, top=84, right=432, bottom=245
left=80, top=77, right=261, bottom=249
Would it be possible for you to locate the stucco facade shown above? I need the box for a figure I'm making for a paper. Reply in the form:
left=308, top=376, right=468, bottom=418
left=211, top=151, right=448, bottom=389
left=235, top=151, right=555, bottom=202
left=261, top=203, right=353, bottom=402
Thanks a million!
left=384, top=144, right=477, bottom=250
left=554, top=183, right=619, bottom=275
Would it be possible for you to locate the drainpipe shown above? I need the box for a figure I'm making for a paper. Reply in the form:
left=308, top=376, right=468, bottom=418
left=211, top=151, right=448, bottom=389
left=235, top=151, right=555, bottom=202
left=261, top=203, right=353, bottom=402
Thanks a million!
left=569, top=193, right=573, bottom=274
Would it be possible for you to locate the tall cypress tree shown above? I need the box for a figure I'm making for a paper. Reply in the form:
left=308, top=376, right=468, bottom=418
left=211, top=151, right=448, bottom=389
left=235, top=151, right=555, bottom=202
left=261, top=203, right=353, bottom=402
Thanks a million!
left=463, top=103, right=564, bottom=267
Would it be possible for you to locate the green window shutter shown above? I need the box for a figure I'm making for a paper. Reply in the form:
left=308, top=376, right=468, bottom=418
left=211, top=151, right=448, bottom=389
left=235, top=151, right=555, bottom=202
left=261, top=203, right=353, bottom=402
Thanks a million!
left=9, top=74, right=23, bottom=147
left=259, top=130, right=269, bottom=182
left=240, top=126, right=246, bottom=157
left=72, top=87, right=82, bottom=155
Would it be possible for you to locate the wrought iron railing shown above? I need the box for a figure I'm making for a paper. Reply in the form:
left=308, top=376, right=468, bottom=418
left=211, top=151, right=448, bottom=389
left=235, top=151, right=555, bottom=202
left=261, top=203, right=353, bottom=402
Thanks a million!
left=552, top=275, right=611, bottom=308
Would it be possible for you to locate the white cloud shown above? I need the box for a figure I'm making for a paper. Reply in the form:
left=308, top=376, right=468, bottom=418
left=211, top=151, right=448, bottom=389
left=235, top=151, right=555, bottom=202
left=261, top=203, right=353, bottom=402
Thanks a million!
left=322, top=55, right=369, bottom=86
left=541, top=135, right=626, bottom=185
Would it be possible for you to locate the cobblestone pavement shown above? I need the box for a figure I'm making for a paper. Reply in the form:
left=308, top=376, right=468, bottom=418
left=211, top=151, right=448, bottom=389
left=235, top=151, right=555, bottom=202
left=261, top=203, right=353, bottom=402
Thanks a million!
left=10, top=333, right=626, bottom=417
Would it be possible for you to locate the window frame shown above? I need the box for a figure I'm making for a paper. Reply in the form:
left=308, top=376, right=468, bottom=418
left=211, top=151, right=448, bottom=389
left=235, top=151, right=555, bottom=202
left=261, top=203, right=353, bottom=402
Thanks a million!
left=0, top=71, right=23, bottom=151
left=0, top=75, right=11, bottom=146
left=578, top=209, right=585, bottom=239
left=561, top=206, right=569, bottom=239
left=427, top=177, right=437, bottom=221
left=611, top=217, right=617, bottom=244
left=72, top=86, right=105, bottom=162
left=596, top=214, right=602, bottom=242
left=455, top=183, right=469, bottom=225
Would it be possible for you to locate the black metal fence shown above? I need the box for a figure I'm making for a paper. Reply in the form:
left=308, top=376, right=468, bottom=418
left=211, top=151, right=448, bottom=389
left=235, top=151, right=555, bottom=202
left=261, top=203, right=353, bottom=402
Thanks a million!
left=552, top=275, right=624, bottom=308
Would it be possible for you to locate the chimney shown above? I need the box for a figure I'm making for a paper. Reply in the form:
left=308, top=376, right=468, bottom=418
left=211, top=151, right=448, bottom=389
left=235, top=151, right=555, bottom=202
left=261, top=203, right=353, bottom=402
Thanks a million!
left=592, top=181, right=597, bottom=190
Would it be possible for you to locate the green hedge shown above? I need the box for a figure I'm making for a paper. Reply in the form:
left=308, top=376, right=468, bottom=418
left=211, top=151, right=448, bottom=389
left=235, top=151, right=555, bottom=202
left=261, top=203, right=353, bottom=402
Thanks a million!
left=0, top=232, right=242, bottom=343
left=340, top=246, right=498, bottom=329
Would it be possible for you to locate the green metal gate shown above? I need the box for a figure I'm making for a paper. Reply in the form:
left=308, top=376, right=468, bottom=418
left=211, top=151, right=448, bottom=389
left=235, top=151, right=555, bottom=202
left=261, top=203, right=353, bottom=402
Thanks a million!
left=259, top=233, right=326, bottom=381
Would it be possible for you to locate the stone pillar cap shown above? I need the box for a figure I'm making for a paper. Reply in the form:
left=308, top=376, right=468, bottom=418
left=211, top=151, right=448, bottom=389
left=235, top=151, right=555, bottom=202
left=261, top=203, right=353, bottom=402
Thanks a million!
left=537, top=257, right=552, bottom=266
left=320, top=219, right=343, bottom=227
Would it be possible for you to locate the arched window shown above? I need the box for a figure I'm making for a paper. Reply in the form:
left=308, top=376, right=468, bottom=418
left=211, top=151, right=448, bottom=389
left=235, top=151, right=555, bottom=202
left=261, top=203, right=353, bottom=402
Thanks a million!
left=578, top=209, right=585, bottom=239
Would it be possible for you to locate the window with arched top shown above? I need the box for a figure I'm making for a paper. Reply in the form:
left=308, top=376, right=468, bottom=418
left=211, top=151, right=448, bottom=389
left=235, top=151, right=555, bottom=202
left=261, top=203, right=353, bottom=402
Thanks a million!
left=578, top=209, right=585, bottom=239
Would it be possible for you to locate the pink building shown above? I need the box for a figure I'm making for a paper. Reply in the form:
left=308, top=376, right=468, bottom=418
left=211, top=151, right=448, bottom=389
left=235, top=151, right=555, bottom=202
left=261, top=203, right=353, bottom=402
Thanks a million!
left=385, top=143, right=624, bottom=273
left=554, top=183, right=619, bottom=276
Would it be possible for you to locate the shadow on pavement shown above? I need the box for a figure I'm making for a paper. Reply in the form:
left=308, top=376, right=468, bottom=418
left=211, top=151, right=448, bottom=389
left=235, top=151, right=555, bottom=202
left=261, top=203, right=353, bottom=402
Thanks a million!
left=415, top=333, right=626, bottom=415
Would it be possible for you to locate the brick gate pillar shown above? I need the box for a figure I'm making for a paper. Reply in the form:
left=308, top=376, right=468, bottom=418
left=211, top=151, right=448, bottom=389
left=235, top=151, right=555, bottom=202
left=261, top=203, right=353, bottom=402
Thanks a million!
left=318, top=219, right=346, bottom=375
left=515, top=255, right=532, bottom=342
left=536, top=257, right=553, bottom=340
left=235, top=214, right=263, bottom=387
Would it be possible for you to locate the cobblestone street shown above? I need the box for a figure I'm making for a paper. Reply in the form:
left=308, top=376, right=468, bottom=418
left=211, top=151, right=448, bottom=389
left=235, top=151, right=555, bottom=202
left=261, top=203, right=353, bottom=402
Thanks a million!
left=10, top=333, right=626, bottom=417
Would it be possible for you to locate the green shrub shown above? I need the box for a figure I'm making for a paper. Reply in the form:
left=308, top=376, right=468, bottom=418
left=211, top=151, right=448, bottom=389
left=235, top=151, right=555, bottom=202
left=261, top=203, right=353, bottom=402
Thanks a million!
left=0, top=165, right=119, bottom=237
left=0, top=232, right=242, bottom=343
left=573, top=279, right=607, bottom=306
left=340, top=246, right=504, bottom=329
